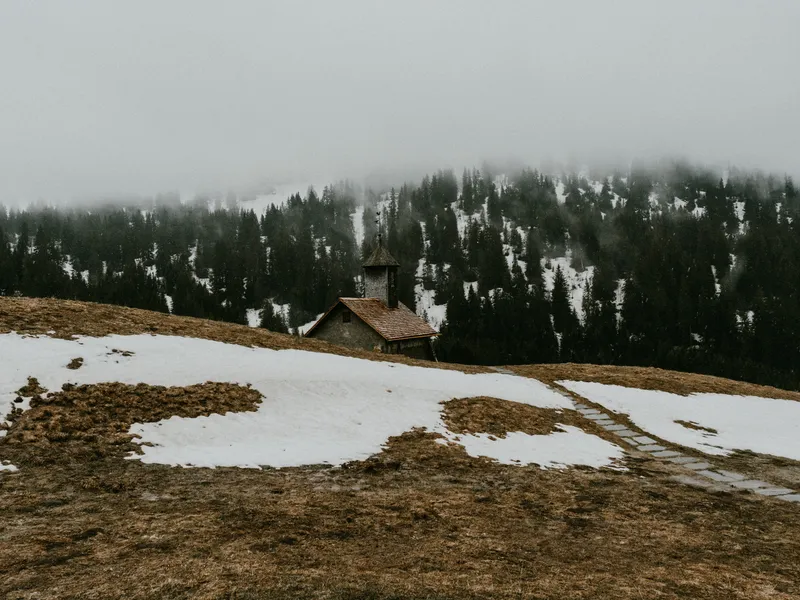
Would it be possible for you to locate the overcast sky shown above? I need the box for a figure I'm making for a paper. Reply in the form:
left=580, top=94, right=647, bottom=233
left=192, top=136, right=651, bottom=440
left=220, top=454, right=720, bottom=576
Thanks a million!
left=1, top=1, right=798, bottom=200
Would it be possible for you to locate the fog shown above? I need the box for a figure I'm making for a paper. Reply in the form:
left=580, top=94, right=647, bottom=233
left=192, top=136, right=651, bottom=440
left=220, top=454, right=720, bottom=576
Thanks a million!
left=1, top=1, right=799, bottom=201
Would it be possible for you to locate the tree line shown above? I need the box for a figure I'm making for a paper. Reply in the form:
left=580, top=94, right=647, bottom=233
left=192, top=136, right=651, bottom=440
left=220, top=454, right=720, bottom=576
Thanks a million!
left=1, top=162, right=799, bottom=390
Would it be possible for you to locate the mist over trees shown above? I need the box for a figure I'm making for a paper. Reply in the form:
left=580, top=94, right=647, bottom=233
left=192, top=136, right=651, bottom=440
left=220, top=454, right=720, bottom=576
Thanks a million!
left=1, top=162, right=799, bottom=390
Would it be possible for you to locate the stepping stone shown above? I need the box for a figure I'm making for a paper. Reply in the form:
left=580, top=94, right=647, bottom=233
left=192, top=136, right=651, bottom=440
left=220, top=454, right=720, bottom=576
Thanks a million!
left=684, top=462, right=711, bottom=471
left=754, top=487, right=794, bottom=497
left=573, top=403, right=588, bottom=409
left=638, top=444, right=667, bottom=452
left=595, top=419, right=615, bottom=426
left=578, top=409, right=601, bottom=416
left=601, top=424, right=627, bottom=432
left=715, top=470, right=746, bottom=482
left=652, top=450, right=682, bottom=458
left=583, top=413, right=611, bottom=421
left=698, top=470, right=742, bottom=483
left=671, top=475, right=714, bottom=488
left=616, top=429, right=639, bottom=438
left=730, top=479, right=772, bottom=490
left=668, top=456, right=696, bottom=464
left=632, top=436, right=657, bottom=445
left=777, top=494, right=800, bottom=503
left=622, top=438, right=640, bottom=446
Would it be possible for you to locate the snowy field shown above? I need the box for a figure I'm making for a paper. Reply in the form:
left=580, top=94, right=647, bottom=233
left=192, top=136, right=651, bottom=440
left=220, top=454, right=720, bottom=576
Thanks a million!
left=0, top=333, right=623, bottom=470
left=560, top=381, right=800, bottom=460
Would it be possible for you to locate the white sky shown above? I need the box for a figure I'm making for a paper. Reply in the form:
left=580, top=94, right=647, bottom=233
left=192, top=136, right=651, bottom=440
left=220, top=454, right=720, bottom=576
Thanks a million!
left=1, top=1, right=798, bottom=200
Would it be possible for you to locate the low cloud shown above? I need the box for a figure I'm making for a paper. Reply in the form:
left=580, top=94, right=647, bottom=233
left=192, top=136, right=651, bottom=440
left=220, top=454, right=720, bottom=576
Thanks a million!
left=0, top=0, right=798, bottom=201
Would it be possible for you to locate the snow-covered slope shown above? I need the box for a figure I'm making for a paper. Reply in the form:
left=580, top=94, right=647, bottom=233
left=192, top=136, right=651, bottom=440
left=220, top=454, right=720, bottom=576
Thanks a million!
left=237, top=181, right=328, bottom=215
left=0, top=333, right=624, bottom=470
left=560, top=381, right=800, bottom=460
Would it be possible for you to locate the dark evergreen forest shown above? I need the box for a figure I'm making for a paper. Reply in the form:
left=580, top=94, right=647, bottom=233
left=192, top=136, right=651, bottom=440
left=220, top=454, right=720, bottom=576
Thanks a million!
left=2, top=162, right=799, bottom=390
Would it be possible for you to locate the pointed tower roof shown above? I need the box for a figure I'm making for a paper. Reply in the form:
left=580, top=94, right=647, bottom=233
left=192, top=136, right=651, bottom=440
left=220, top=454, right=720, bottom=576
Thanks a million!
left=362, top=244, right=399, bottom=268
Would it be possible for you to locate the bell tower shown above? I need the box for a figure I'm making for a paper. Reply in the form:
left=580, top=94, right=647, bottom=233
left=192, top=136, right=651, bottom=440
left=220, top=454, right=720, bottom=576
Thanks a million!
left=362, top=242, right=400, bottom=308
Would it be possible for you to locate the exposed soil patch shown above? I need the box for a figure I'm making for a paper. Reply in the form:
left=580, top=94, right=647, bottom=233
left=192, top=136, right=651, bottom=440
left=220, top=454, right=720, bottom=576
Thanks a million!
left=16, top=376, right=47, bottom=397
left=442, top=397, right=590, bottom=437
left=1, top=382, right=262, bottom=467
left=675, top=419, right=718, bottom=434
left=66, top=357, right=83, bottom=370
left=513, top=363, right=800, bottom=402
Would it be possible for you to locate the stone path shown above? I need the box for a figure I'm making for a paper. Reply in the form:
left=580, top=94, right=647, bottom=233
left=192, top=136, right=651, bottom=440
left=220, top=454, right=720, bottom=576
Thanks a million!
left=490, top=367, right=799, bottom=502
left=569, top=398, right=800, bottom=503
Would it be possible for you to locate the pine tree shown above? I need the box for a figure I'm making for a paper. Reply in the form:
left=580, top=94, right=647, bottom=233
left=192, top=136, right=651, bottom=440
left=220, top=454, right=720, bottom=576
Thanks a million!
left=259, top=300, right=289, bottom=333
left=551, top=266, right=573, bottom=333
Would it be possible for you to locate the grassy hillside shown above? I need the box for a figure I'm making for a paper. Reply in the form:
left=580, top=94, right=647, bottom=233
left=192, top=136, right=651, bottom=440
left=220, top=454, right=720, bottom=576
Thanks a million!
left=1, top=297, right=800, bottom=600
left=4, top=296, right=800, bottom=400
left=0, top=297, right=484, bottom=373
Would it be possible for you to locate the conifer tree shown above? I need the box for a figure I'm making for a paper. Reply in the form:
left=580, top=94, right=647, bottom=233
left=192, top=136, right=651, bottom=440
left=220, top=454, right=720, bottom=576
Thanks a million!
left=259, top=300, right=289, bottom=333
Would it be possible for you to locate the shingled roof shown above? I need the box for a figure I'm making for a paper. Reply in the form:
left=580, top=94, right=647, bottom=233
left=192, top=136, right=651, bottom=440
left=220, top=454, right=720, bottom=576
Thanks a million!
left=340, top=298, right=438, bottom=341
left=362, top=245, right=400, bottom=268
left=305, top=297, right=438, bottom=341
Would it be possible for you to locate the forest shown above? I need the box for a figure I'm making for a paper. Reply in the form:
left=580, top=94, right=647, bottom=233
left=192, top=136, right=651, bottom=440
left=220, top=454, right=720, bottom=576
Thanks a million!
left=1, top=161, right=799, bottom=390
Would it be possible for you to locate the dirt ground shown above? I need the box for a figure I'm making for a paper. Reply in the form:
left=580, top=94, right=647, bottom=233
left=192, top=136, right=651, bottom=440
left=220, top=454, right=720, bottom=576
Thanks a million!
left=2, top=298, right=800, bottom=599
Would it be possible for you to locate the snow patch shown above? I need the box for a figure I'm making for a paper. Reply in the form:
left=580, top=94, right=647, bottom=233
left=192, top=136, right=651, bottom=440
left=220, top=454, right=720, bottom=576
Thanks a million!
left=733, top=201, right=745, bottom=222
left=542, top=254, right=594, bottom=321
left=415, top=285, right=446, bottom=331
left=555, top=181, right=567, bottom=204
left=246, top=308, right=261, bottom=328
left=352, top=205, right=365, bottom=249
left=440, top=425, right=624, bottom=469
left=297, top=314, right=323, bottom=335
left=0, top=333, right=624, bottom=471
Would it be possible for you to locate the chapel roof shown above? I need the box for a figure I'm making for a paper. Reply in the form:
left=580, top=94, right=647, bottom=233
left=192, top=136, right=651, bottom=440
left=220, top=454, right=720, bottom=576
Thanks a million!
left=305, top=297, right=438, bottom=341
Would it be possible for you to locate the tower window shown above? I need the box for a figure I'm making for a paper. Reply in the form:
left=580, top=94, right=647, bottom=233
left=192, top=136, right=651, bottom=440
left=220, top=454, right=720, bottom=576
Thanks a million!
left=342, top=310, right=351, bottom=323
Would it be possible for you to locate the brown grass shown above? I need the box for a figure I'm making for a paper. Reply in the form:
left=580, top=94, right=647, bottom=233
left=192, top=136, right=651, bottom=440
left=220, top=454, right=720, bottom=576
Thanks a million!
left=1, top=382, right=262, bottom=468
left=512, top=362, right=800, bottom=402
left=0, top=297, right=487, bottom=374
left=16, top=376, right=48, bottom=397
left=66, top=357, right=84, bottom=370
left=442, top=397, right=573, bottom=436
left=440, top=397, right=616, bottom=444
left=2, top=418, right=800, bottom=599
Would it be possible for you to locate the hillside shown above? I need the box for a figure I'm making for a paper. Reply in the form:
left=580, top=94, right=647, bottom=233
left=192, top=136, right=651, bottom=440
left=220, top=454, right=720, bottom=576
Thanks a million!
left=3, top=162, right=800, bottom=390
left=2, top=298, right=800, bottom=599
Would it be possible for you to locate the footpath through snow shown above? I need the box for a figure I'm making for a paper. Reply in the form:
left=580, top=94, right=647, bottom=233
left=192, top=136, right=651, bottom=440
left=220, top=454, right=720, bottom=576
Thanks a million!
left=0, top=333, right=624, bottom=470
left=559, top=381, right=800, bottom=461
